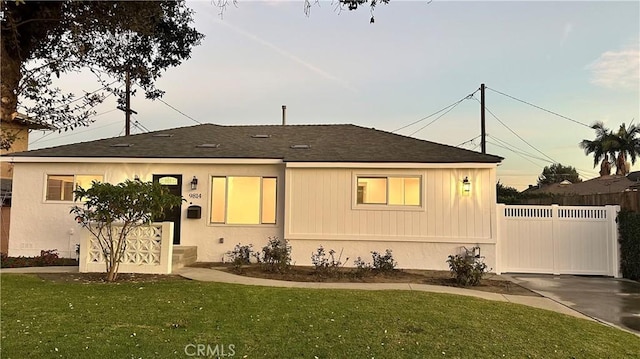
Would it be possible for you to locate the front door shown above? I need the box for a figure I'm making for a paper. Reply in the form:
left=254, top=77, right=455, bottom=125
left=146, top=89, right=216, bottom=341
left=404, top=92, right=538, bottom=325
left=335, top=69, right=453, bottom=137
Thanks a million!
left=153, top=175, right=182, bottom=245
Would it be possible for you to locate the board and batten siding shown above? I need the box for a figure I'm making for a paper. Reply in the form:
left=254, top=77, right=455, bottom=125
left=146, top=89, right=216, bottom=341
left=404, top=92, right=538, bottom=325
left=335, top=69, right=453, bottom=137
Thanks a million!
left=284, top=165, right=498, bottom=270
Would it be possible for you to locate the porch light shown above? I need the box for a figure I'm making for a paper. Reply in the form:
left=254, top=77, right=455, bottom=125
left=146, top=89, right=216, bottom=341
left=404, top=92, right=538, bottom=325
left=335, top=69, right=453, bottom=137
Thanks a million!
left=190, top=176, right=198, bottom=190
left=462, top=177, right=471, bottom=194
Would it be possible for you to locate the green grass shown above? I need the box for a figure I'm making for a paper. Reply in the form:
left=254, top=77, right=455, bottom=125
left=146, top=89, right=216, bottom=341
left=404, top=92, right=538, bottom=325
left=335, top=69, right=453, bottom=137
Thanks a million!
left=1, top=274, right=638, bottom=358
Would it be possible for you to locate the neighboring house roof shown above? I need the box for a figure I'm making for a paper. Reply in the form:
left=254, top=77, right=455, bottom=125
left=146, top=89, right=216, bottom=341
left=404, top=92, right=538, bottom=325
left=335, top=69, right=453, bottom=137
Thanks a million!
left=9, top=124, right=503, bottom=163
left=4, top=113, right=56, bottom=131
left=525, top=174, right=640, bottom=195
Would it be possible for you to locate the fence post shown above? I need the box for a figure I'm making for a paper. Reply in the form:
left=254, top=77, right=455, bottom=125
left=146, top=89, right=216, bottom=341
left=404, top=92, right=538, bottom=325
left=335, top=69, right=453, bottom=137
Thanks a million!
left=78, top=227, right=89, bottom=273
left=551, top=204, right=560, bottom=275
left=607, top=205, right=621, bottom=278
left=495, top=204, right=505, bottom=275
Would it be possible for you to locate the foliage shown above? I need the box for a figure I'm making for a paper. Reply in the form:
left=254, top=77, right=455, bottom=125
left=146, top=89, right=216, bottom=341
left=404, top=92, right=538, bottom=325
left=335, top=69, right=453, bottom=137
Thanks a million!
left=0, top=250, right=78, bottom=268
left=226, top=243, right=254, bottom=273
left=371, top=249, right=397, bottom=272
left=446, top=247, right=488, bottom=286
left=70, top=179, right=183, bottom=281
left=537, top=163, right=581, bottom=186
left=496, top=180, right=522, bottom=204
left=617, top=210, right=640, bottom=280
left=351, top=249, right=397, bottom=277
left=0, top=1, right=203, bottom=135
left=311, top=246, right=346, bottom=277
left=3, top=275, right=640, bottom=358
left=258, top=237, right=291, bottom=273
left=352, top=256, right=373, bottom=278
left=580, top=122, right=640, bottom=176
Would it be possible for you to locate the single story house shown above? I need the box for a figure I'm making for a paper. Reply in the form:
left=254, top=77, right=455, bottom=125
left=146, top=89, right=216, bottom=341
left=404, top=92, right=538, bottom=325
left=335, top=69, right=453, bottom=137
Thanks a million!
left=5, top=123, right=503, bottom=270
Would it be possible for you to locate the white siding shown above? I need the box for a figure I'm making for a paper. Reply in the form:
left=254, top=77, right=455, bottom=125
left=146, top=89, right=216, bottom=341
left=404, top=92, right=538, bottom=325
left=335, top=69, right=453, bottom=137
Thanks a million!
left=285, top=166, right=497, bottom=270
left=286, top=167, right=494, bottom=241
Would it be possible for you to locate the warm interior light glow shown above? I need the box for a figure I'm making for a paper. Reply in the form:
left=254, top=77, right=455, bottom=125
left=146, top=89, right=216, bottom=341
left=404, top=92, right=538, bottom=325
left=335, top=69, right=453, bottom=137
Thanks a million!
left=261, top=178, right=277, bottom=224
left=211, top=177, right=226, bottom=223
left=462, top=177, right=471, bottom=193
left=357, top=178, right=387, bottom=204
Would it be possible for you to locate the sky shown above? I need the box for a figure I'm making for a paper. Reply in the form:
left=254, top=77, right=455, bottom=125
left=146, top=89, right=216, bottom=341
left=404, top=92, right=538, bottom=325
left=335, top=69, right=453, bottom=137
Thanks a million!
left=27, top=0, right=640, bottom=190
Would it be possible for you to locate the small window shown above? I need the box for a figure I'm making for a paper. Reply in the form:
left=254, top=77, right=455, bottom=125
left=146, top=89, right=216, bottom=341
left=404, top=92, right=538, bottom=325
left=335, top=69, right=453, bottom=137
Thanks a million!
left=46, top=174, right=103, bottom=201
left=356, top=176, right=421, bottom=206
left=211, top=176, right=277, bottom=225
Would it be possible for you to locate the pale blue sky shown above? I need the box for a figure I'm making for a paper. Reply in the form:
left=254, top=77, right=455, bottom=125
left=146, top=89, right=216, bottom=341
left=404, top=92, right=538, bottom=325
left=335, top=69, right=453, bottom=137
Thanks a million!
left=29, top=1, right=640, bottom=189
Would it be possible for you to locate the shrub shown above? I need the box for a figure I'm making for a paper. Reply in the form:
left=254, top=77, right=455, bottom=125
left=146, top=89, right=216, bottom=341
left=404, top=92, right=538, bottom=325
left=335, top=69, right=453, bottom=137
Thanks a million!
left=0, top=249, right=78, bottom=268
left=226, top=243, right=254, bottom=273
left=352, top=256, right=372, bottom=278
left=311, top=246, right=346, bottom=277
left=447, top=248, right=488, bottom=286
left=617, top=210, right=640, bottom=280
left=259, top=237, right=291, bottom=273
left=371, top=249, right=397, bottom=272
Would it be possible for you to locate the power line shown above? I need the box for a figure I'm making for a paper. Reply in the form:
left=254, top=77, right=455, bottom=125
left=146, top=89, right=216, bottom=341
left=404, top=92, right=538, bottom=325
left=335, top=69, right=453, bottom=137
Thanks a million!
left=488, top=134, right=550, bottom=163
left=474, top=96, right=557, bottom=164
left=486, top=87, right=591, bottom=128
left=392, top=89, right=478, bottom=133
left=456, top=135, right=481, bottom=148
left=487, top=140, right=545, bottom=168
left=156, top=98, right=202, bottom=125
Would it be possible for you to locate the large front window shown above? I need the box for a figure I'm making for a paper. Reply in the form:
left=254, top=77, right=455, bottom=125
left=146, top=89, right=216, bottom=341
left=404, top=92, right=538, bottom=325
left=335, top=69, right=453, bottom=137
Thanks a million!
left=357, top=176, right=421, bottom=206
left=211, top=176, right=277, bottom=224
left=46, top=174, right=103, bottom=201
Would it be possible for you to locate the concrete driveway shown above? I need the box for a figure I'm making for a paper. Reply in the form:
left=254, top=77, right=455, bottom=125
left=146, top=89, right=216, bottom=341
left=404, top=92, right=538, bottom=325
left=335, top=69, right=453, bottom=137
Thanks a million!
left=509, top=274, right=640, bottom=335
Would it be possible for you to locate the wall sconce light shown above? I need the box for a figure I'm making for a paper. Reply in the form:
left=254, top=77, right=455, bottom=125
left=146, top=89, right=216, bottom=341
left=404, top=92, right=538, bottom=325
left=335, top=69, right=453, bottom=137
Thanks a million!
left=462, top=176, right=471, bottom=194
left=190, top=176, right=198, bottom=190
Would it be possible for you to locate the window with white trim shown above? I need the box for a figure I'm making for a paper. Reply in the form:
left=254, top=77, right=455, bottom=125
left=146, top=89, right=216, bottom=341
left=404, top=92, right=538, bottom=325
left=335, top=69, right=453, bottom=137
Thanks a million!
left=211, top=176, right=277, bottom=224
left=356, top=176, right=421, bottom=206
left=45, top=174, right=103, bottom=201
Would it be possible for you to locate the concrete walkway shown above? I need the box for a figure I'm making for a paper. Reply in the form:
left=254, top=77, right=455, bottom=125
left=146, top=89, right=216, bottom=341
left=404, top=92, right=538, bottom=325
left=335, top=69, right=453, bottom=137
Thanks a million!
left=0, top=266, right=591, bottom=321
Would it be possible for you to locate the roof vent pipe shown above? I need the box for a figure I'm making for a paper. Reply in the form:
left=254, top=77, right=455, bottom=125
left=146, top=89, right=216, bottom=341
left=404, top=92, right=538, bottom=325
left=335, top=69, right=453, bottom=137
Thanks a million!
left=282, top=105, right=286, bottom=126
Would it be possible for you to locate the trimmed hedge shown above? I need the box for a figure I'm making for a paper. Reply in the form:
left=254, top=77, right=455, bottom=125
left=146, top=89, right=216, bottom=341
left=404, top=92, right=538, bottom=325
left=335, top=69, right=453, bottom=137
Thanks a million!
left=0, top=250, right=78, bottom=268
left=617, top=210, right=640, bottom=280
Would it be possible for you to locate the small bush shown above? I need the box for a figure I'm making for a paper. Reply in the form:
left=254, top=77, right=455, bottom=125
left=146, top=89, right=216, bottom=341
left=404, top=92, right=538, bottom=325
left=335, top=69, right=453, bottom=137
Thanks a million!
left=371, top=249, right=397, bottom=272
left=311, top=246, right=346, bottom=277
left=352, top=256, right=372, bottom=278
left=446, top=249, right=488, bottom=286
left=226, top=243, right=254, bottom=273
left=259, top=237, right=291, bottom=273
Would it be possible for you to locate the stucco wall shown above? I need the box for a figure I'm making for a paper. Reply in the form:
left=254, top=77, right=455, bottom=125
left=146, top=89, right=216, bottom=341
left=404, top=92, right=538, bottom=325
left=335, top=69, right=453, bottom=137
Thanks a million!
left=9, top=162, right=285, bottom=259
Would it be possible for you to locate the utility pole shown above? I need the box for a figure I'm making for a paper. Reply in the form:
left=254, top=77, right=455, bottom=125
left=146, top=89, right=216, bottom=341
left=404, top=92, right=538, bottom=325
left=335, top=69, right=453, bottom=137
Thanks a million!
left=480, top=83, right=486, bottom=154
left=118, top=68, right=137, bottom=136
left=125, top=69, right=131, bottom=136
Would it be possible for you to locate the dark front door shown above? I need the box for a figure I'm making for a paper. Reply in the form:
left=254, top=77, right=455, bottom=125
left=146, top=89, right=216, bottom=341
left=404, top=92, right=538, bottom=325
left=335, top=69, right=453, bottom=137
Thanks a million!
left=153, top=175, right=182, bottom=245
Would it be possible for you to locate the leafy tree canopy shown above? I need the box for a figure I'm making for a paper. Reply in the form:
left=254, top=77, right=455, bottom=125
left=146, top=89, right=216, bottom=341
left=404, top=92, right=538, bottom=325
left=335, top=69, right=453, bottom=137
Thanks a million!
left=497, top=181, right=521, bottom=204
left=1, top=0, right=204, bottom=141
left=537, top=163, right=581, bottom=186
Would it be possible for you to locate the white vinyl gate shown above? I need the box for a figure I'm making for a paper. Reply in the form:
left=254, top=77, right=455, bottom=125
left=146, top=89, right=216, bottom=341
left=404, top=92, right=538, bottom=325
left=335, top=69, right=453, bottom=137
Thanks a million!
left=496, top=204, right=620, bottom=277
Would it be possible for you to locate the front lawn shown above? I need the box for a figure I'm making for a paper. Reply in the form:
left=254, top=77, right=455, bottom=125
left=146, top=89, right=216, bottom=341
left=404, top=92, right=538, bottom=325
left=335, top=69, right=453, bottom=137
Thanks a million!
left=1, top=274, right=638, bottom=358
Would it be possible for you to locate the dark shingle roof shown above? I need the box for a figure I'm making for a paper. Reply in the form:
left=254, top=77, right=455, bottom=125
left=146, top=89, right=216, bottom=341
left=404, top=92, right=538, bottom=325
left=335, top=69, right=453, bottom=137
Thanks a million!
left=11, top=124, right=503, bottom=163
left=525, top=175, right=640, bottom=195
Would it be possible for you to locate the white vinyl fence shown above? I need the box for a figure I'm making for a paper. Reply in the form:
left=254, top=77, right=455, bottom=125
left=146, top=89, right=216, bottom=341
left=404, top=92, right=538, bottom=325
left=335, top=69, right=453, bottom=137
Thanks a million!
left=496, top=204, right=620, bottom=277
left=79, top=222, right=174, bottom=274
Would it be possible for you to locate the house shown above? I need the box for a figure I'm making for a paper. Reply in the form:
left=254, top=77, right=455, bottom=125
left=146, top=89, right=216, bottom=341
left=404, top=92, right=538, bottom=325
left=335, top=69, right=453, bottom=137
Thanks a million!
left=522, top=173, right=640, bottom=211
left=4, top=123, right=503, bottom=270
left=1, top=113, right=55, bottom=254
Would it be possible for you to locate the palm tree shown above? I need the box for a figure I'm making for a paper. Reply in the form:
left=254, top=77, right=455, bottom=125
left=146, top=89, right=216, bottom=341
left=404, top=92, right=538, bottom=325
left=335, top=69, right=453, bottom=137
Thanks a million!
left=580, top=122, right=616, bottom=176
left=580, top=122, right=640, bottom=176
left=610, top=123, right=640, bottom=175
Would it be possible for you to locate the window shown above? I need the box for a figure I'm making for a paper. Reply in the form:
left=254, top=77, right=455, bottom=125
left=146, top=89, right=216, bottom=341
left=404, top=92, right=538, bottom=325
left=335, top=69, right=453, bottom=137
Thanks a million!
left=46, top=174, right=103, bottom=201
left=211, top=176, right=277, bottom=224
left=356, top=176, right=421, bottom=206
